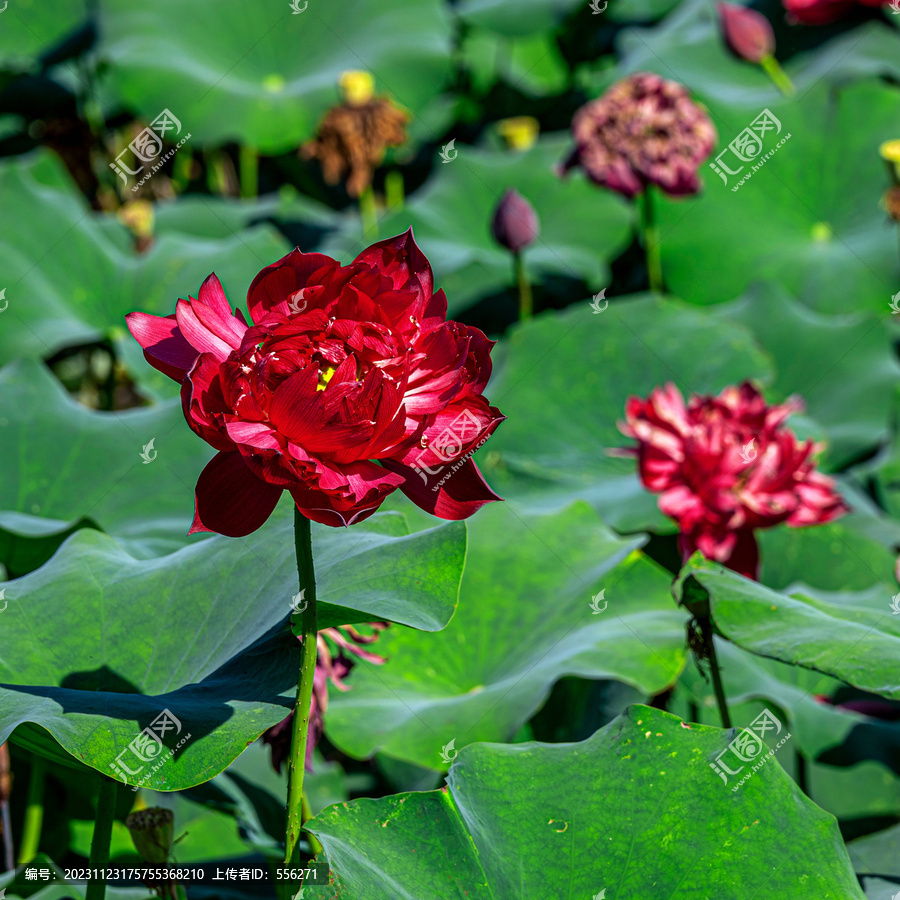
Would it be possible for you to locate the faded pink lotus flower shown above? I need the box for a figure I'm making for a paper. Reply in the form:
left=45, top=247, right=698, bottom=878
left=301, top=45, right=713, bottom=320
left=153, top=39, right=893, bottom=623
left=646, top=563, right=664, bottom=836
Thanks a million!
left=561, top=72, right=716, bottom=198
left=618, top=382, right=847, bottom=579
left=263, top=623, right=388, bottom=772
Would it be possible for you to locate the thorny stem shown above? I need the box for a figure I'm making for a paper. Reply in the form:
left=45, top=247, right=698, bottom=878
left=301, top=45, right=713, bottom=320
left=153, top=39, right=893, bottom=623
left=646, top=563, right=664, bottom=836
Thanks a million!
left=514, top=251, right=532, bottom=321
left=640, top=187, right=664, bottom=293
left=17, top=758, right=44, bottom=864
left=699, top=615, right=732, bottom=729
left=759, top=54, right=795, bottom=97
left=284, top=508, right=319, bottom=884
left=85, top=776, right=118, bottom=900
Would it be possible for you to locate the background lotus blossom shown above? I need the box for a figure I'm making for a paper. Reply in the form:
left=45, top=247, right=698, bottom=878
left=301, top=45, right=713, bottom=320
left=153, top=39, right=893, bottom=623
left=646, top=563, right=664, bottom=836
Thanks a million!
left=619, top=382, right=847, bottom=578
left=126, top=230, right=504, bottom=535
left=561, top=72, right=716, bottom=199
left=263, top=624, right=388, bottom=773
left=783, top=0, right=889, bottom=24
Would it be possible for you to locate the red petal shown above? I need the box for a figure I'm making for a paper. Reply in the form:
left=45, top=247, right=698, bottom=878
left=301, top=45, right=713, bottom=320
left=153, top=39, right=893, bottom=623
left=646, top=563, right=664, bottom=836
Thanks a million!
left=125, top=311, right=197, bottom=382
left=189, top=451, right=284, bottom=537
left=247, top=249, right=337, bottom=322
left=351, top=229, right=434, bottom=304
left=382, top=457, right=502, bottom=520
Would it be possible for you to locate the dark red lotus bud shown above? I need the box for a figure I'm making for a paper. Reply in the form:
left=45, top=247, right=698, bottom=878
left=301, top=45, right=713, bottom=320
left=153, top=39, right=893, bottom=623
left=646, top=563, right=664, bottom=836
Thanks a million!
left=717, top=3, right=775, bottom=63
left=491, top=189, right=539, bottom=253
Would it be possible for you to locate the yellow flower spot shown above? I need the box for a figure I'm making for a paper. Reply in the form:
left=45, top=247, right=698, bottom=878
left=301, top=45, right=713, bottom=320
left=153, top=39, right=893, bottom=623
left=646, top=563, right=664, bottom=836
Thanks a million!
left=340, top=70, right=375, bottom=105
left=497, top=116, right=540, bottom=151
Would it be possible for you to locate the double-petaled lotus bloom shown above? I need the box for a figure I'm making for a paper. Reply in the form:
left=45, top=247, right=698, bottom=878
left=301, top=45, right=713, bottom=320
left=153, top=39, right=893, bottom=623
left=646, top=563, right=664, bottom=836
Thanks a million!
left=263, top=623, right=388, bottom=772
left=619, top=382, right=847, bottom=579
left=126, top=231, right=504, bottom=535
left=561, top=73, right=716, bottom=198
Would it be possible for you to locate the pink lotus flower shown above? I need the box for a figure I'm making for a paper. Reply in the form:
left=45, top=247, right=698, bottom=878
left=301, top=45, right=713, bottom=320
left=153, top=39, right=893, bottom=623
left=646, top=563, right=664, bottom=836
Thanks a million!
left=561, top=73, right=716, bottom=199
left=782, top=0, right=890, bottom=25
left=127, top=231, right=504, bottom=535
left=619, top=382, right=847, bottom=579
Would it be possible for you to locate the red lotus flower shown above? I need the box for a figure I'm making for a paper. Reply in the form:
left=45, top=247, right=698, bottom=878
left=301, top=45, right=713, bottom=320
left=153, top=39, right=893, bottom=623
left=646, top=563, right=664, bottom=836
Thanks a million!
left=782, top=0, right=891, bottom=24
left=619, top=382, right=847, bottom=579
left=127, top=231, right=504, bottom=535
left=561, top=73, right=716, bottom=198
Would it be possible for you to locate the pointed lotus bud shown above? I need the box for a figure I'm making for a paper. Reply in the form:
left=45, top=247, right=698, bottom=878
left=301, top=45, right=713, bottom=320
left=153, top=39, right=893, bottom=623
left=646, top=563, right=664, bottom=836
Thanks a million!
left=491, top=189, right=539, bottom=253
left=717, top=3, right=775, bottom=63
left=125, top=808, right=174, bottom=864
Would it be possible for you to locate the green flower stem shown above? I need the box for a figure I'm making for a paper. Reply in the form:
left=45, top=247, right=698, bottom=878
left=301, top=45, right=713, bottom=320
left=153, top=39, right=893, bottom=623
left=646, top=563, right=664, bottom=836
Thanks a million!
left=699, top=616, right=731, bottom=729
left=239, top=145, right=259, bottom=199
left=17, top=758, right=45, bottom=864
left=359, top=185, right=379, bottom=241
left=759, top=54, right=795, bottom=97
left=513, top=251, right=532, bottom=321
left=284, top=508, right=319, bottom=883
left=385, top=170, right=405, bottom=213
left=85, top=776, right=118, bottom=900
left=639, top=187, right=664, bottom=294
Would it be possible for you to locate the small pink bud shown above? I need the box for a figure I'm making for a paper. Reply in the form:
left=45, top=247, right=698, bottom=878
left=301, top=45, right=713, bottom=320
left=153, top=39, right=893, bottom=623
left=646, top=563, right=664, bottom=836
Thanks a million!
left=491, top=189, right=539, bottom=253
left=717, top=2, right=775, bottom=63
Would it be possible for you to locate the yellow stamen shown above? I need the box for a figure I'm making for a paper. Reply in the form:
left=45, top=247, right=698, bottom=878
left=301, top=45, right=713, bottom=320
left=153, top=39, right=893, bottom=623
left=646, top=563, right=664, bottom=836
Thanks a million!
left=339, top=70, right=375, bottom=106
left=497, top=116, right=540, bottom=151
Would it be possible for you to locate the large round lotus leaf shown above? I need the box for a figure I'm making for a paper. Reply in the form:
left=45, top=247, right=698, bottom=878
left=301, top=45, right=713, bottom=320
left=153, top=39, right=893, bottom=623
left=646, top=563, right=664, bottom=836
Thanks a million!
left=321, top=135, right=634, bottom=316
left=478, top=295, right=770, bottom=530
left=677, top=554, right=900, bottom=701
left=97, top=0, right=453, bottom=152
left=0, top=501, right=465, bottom=787
left=649, top=79, right=900, bottom=313
left=326, top=501, right=686, bottom=769
left=0, top=0, right=90, bottom=66
left=679, top=638, right=900, bottom=776
left=0, top=152, right=289, bottom=375
left=307, top=706, right=864, bottom=899
left=0, top=358, right=213, bottom=563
